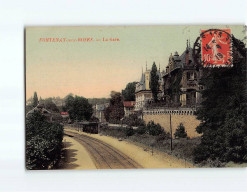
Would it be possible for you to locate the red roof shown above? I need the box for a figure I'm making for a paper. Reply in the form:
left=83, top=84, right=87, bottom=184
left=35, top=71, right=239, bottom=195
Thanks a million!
left=123, top=101, right=135, bottom=108
left=60, top=112, right=69, bottom=115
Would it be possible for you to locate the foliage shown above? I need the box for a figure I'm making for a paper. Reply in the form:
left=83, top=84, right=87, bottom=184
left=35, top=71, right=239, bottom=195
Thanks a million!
left=122, top=114, right=145, bottom=127
left=122, top=82, right=137, bottom=101
left=150, top=62, right=160, bottom=102
left=155, top=131, right=171, bottom=142
left=146, top=121, right=164, bottom=136
left=100, top=125, right=200, bottom=166
left=89, top=116, right=100, bottom=122
left=104, top=91, right=124, bottom=123
left=136, top=125, right=147, bottom=135
left=168, top=69, right=182, bottom=105
left=33, top=92, right=38, bottom=107
left=125, top=126, right=135, bottom=137
left=174, top=123, right=187, bottom=138
left=40, top=98, right=60, bottom=113
left=63, top=94, right=93, bottom=121
left=26, top=111, right=64, bottom=170
left=100, top=125, right=135, bottom=137
left=193, top=36, right=247, bottom=164
left=52, top=113, right=63, bottom=123
left=88, top=98, right=110, bottom=105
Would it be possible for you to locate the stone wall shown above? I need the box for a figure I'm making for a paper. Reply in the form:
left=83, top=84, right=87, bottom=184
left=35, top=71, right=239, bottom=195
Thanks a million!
left=143, top=110, right=201, bottom=138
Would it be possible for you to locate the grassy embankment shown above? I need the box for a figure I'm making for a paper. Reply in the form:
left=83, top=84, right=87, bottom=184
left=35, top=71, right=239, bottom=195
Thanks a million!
left=99, top=126, right=247, bottom=168
left=99, top=126, right=200, bottom=167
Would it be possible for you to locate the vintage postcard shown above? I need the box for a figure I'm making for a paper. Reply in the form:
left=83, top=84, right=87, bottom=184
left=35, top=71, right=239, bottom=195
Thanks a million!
left=25, top=25, right=247, bottom=170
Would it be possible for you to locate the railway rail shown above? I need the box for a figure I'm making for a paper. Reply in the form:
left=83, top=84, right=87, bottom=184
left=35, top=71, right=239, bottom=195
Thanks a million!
left=64, top=130, right=143, bottom=169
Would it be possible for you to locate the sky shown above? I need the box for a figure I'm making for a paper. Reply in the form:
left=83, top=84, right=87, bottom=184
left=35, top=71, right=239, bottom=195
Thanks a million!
left=25, top=25, right=245, bottom=99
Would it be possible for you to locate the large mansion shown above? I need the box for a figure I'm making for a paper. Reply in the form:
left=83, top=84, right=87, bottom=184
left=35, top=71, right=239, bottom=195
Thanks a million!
left=134, top=41, right=203, bottom=111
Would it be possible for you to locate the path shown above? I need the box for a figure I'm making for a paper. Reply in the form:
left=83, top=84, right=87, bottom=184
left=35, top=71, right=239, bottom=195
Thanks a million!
left=65, top=128, right=196, bottom=169
left=57, top=135, right=96, bottom=169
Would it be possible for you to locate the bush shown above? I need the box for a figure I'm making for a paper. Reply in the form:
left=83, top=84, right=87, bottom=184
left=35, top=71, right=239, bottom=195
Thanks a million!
left=108, top=119, right=122, bottom=124
left=52, top=113, right=63, bottom=123
left=136, top=125, right=147, bottom=135
left=156, top=131, right=170, bottom=142
left=174, top=123, right=187, bottom=138
left=26, top=111, right=64, bottom=170
left=146, top=121, right=164, bottom=136
left=89, top=116, right=99, bottom=122
left=125, top=126, right=135, bottom=137
left=122, top=114, right=145, bottom=127
left=198, top=158, right=226, bottom=168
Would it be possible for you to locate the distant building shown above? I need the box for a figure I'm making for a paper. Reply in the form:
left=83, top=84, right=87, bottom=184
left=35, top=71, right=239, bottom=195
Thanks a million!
left=123, top=101, right=135, bottom=117
left=60, top=112, right=70, bottom=123
left=134, top=64, right=163, bottom=111
left=94, top=103, right=109, bottom=122
left=26, top=103, right=53, bottom=122
left=163, top=41, right=202, bottom=107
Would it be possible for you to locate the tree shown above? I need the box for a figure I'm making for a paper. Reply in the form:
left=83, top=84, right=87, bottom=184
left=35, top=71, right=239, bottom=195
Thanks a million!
left=33, top=92, right=38, bottom=107
left=122, top=113, right=145, bottom=127
left=40, top=98, right=60, bottom=113
left=104, top=91, right=124, bottom=123
left=64, top=94, right=93, bottom=121
left=26, top=111, right=64, bottom=169
left=63, top=94, right=74, bottom=111
left=174, top=123, right=187, bottom=138
left=88, top=98, right=110, bottom=105
left=146, top=121, right=164, bottom=136
left=193, top=36, right=247, bottom=164
left=122, top=82, right=137, bottom=101
left=150, top=62, right=160, bottom=102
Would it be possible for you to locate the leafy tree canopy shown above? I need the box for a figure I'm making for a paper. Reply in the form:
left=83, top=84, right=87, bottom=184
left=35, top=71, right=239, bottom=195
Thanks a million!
left=88, top=98, right=110, bottom=105
left=194, top=36, right=247, bottom=164
left=63, top=94, right=93, bottom=121
left=104, top=91, right=124, bottom=123
left=26, top=111, right=64, bottom=170
left=40, top=98, right=60, bottom=113
left=122, top=82, right=137, bottom=101
left=174, top=123, right=187, bottom=138
left=33, top=92, right=38, bottom=107
left=150, top=62, right=160, bottom=102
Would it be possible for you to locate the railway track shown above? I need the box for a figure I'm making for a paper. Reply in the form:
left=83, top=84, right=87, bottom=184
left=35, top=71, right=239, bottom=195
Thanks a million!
left=64, top=130, right=143, bottom=169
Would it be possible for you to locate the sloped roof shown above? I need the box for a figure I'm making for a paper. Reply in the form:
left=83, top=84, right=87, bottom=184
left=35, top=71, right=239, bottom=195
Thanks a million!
left=167, top=46, right=196, bottom=73
left=136, top=68, right=163, bottom=92
left=123, top=101, right=136, bottom=108
left=26, top=105, right=52, bottom=117
left=61, top=112, right=69, bottom=115
left=179, top=47, right=195, bottom=67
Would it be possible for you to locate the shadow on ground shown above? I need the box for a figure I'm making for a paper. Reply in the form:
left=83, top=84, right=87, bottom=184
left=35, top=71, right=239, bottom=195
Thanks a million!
left=56, top=139, right=80, bottom=169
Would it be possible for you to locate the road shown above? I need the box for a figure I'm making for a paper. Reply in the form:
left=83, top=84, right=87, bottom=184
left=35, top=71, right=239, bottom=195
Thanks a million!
left=64, top=130, right=143, bottom=169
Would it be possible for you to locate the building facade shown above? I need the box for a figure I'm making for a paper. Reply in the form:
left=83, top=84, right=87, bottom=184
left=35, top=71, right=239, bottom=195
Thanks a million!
left=163, top=41, right=202, bottom=108
left=26, top=103, right=53, bottom=122
left=123, top=101, right=136, bottom=117
left=134, top=64, right=163, bottom=111
left=94, top=103, right=109, bottom=122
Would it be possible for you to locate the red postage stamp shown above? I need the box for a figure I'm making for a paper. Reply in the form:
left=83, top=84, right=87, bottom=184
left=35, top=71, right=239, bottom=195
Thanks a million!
left=201, top=29, right=232, bottom=67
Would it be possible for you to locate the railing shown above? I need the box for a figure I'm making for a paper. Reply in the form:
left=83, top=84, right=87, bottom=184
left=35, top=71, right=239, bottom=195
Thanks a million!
left=143, top=107, right=197, bottom=115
